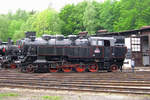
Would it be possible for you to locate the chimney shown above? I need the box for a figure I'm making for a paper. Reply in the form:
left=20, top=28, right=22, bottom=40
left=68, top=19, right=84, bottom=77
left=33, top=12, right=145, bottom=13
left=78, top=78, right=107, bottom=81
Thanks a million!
left=8, top=38, right=13, bottom=45
left=25, top=31, right=36, bottom=38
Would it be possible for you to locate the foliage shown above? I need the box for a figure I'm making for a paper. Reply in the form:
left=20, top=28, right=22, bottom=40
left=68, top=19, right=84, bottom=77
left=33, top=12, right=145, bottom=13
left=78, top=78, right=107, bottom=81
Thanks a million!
left=83, top=1, right=97, bottom=34
left=114, top=0, right=150, bottom=31
left=0, top=0, right=150, bottom=41
left=20, top=8, right=62, bottom=37
left=59, top=1, right=88, bottom=35
left=10, top=10, right=31, bottom=37
left=99, top=0, right=120, bottom=32
left=31, top=9, right=61, bottom=36
left=0, top=15, right=10, bottom=41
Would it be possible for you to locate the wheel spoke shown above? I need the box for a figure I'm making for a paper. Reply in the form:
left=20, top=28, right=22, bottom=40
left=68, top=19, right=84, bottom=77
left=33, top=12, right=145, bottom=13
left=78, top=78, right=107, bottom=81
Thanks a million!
left=75, top=64, right=85, bottom=72
left=62, top=65, right=72, bottom=72
left=10, top=63, right=17, bottom=69
left=110, top=64, right=118, bottom=72
left=88, top=63, right=98, bottom=72
left=49, top=68, right=58, bottom=73
left=26, top=64, right=34, bottom=73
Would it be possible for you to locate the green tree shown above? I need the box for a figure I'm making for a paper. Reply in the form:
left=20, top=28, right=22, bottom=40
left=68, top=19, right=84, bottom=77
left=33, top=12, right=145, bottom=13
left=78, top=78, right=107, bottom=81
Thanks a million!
left=59, top=4, right=75, bottom=35
left=1, top=0, right=150, bottom=42
left=20, top=8, right=62, bottom=37
left=114, top=0, right=150, bottom=31
left=8, top=19, right=24, bottom=38
left=32, top=8, right=61, bottom=36
left=99, top=0, right=120, bottom=32
left=59, top=1, right=88, bottom=35
left=0, top=15, right=9, bottom=41
left=83, top=0, right=97, bottom=34
left=7, top=9, right=31, bottom=41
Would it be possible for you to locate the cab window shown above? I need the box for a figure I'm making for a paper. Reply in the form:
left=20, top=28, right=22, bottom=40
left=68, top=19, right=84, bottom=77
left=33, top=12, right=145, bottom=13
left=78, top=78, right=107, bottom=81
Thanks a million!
left=98, top=41, right=103, bottom=46
left=104, top=40, right=110, bottom=46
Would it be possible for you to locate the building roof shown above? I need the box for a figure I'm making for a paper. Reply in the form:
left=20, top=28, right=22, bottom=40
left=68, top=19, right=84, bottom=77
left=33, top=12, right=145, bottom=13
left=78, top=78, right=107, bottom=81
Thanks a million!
left=96, top=26, right=150, bottom=37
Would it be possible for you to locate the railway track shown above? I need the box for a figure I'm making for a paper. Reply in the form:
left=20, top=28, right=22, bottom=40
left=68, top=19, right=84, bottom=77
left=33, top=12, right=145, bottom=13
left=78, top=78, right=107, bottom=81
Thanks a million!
left=0, top=70, right=150, bottom=95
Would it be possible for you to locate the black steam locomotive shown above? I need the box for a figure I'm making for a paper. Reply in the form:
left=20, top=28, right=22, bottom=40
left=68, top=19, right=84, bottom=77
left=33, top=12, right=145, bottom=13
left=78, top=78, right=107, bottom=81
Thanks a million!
left=0, top=39, right=19, bottom=69
left=16, top=31, right=127, bottom=73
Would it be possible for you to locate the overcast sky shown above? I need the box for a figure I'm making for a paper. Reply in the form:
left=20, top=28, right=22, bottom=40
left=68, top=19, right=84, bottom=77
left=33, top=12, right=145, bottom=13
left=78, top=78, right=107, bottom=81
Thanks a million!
left=0, top=0, right=104, bottom=14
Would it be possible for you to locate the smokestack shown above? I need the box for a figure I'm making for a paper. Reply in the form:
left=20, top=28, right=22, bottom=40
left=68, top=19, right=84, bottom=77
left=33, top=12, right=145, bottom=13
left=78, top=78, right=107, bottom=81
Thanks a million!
left=25, top=31, right=36, bottom=38
left=8, top=38, right=13, bottom=45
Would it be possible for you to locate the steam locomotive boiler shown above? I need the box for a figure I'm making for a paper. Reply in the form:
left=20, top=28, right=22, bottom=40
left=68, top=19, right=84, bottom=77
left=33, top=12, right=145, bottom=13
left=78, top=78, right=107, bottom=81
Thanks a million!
left=17, top=31, right=127, bottom=73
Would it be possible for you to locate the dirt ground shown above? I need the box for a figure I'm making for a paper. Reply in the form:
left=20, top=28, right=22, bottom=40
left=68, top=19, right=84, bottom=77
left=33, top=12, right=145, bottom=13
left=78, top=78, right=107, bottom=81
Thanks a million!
left=1, top=67, right=150, bottom=100
left=0, top=88, right=150, bottom=100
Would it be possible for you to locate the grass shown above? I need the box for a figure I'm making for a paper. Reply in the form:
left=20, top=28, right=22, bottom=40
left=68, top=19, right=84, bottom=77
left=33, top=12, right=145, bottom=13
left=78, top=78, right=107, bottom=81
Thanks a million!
left=0, top=93, right=19, bottom=99
left=42, top=96, right=62, bottom=100
left=143, top=94, right=150, bottom=97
